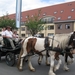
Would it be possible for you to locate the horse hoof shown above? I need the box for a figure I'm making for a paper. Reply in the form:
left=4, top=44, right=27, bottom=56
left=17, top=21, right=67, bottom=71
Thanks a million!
left=63, top=68, right=69, bottom=71
left=17, top=66, right=23, bottom=71
left=30, top=68, right=35, bottom=72
left=53, top=65, right=58, bottom=72
left=65, top=69, right=69, bottom=71
left=18, top=68, right=23, bottom=71
left=38, top=62, right=41, bottom=65
left=46, top=64, right=50, bottom=66
left=49, top=72, right=56, bottom=75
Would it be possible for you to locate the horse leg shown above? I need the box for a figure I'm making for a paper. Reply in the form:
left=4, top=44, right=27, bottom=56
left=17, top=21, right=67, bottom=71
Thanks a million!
left=67, top=53, right=74, bottom=64
left=19, top=57, right=24, bottom=71
left=63, top=53, right=69, bottom=71
left=49, top=54, right=56, bottom=75
left=17, top=48, right=27, bottom=71
left=54, top=57, right=61, bottom=72
left=46, top=56, right=50, bottom=66
left=28, top=56, right=35, bottom=71
left=54, top=53, right=61, bottom=72
left=38, top=55, right=43, bottom=65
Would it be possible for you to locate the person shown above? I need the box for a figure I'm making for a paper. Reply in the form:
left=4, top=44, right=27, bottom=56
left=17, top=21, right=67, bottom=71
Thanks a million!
left=1, top=27, right=6, bottom=36
left=2, top=26, right=16, bottom=49
left=13, top=30, right=20, bottom=43
left=1, top=27, right=6, bottom=45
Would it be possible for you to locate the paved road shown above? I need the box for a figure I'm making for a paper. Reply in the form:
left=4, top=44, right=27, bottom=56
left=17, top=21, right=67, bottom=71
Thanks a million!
left=0, top=55, right=75, bottom=75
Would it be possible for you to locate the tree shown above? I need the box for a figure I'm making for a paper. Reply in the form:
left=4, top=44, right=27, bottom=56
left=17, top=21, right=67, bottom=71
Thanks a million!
left=0, top=15, right=16, bottom=29
left=25, top=10, right=45, bottom=36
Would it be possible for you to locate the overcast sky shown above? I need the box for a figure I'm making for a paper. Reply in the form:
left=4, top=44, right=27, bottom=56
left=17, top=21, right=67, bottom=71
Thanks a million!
left=0, top=0, right=75, bottom=16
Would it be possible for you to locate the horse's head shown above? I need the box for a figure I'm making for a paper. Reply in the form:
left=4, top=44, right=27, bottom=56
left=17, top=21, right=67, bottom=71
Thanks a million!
left=69, top=32, right=75, bottom=47
left=68, top=31, right=75, bottom=54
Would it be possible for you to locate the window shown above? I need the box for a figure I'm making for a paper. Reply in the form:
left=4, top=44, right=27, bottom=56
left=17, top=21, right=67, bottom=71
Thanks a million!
left=42, top=17, right=54, bottom=23
left=65, top=24, right=70, bottom=29
left=21, top=34, right=25, bottom=37
left=54, top=11, right=57, bottom=14
left=26, top=16, right=28, bottom=18
left=43, top=13, right=46, bottom=16
left=48, top=18, right=54, bottom=23
left=21, top=22, right=25, bottom=25
left=58, top=24, right=62, bottom=29
left=61, top=10, right=63, bottom=13
left=48, top=25, right=54, bottom=30
left=48, top=33, right=54, bottom=36
left=58, top=17, right=61, bottom=20
left=71, top=8, right=74, bottom=12
left=21, top=27, right=25, bottom=31
left=68, top=16, right=71, bottom=19
left=44, top=19, right=47, bottom=23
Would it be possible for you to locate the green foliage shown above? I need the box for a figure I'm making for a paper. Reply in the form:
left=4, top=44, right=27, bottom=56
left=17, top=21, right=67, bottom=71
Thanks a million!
left=0, top=15, right=16, bottom=29
left=25, top=10, right=45, bottom=36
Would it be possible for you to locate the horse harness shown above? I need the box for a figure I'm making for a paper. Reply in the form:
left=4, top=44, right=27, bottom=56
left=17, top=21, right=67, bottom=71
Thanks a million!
left=44, top=36, right=62, bottom=56
left=27, top=35, right=75, bottom=57
left=44, top=36, right=73, bottom=56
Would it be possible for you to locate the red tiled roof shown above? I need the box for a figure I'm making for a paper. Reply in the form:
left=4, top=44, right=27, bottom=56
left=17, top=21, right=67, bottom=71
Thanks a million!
left=8, top=1, right=75, bottom=22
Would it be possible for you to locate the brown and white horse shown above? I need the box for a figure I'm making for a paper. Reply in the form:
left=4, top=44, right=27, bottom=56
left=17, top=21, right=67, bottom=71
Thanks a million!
left=17, top=36, right=62, bottom=75
left=17, top=33, right=75, bottom=75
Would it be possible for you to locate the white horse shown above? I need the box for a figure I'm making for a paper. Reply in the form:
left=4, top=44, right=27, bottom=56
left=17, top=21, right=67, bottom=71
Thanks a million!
left=38, top=33, right=75, bottom=71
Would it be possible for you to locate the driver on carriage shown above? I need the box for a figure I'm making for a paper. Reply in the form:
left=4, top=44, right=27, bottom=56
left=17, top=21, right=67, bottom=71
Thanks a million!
left=1, top=26, right=16, bottom=49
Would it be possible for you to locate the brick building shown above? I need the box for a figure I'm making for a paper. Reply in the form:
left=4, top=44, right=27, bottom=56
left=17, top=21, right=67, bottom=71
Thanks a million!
left=1, top=1, right=75, bottom=37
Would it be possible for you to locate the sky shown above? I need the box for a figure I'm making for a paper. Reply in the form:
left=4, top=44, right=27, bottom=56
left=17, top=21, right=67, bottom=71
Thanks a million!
left=0, top=0, right=75, bottom=16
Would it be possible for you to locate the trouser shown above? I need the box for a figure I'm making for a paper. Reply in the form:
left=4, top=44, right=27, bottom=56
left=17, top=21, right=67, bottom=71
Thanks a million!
left=7, top=38, right=15, bottom=49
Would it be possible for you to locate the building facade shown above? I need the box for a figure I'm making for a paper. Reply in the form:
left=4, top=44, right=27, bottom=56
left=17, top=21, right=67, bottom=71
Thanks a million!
left=1, top=1, right=75, bottom=37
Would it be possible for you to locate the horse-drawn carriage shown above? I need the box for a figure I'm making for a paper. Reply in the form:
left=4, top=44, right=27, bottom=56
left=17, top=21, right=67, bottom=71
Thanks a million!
left=0, top=37, right=21, bottom=66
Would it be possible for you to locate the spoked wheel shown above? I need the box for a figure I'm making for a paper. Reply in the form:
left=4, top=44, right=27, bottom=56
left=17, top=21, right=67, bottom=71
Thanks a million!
left=5, top=52, right=15, bottom=66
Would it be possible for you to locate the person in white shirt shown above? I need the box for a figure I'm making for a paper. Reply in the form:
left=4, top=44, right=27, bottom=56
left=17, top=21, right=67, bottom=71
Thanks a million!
left=2, top=26, right=15, bottom=49
left=1, top=27, right=6, bottom=45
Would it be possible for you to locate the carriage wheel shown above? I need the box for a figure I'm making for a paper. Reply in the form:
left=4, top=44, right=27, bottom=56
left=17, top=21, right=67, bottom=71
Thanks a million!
left=5, top=52, right=15, bottom=66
